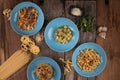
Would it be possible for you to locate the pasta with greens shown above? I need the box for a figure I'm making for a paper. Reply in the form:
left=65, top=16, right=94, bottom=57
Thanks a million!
left=55, top=25, right=72, bottom=44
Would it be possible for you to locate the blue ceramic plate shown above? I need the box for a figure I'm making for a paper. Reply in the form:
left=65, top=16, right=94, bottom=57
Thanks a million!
left=10, top=2, right=44, bottom=36
left=44, top=17, right=79, bottom=52
left=27, top=57, right=61, bottom=80
left=72, top=42, right=107, bottom=77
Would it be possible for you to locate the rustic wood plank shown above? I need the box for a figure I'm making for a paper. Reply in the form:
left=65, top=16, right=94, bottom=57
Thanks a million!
left=65, top=0, right=96, bottom=80
left=96, top=0, right=120, bottom=80
left=1, top=0, right=66, bottom=80
left=0, top=0, right=6, bottom=65
left=1, top=0, right=32, bottom=80
left=32, top=0, right=66, bottom=80
left=0, top=0, right=120, bottom=80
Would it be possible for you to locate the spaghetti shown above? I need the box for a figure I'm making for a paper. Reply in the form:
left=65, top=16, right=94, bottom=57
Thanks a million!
left=0, top=50, right=31, bottom=80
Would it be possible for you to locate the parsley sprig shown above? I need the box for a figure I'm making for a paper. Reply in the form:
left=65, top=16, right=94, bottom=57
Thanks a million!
left=76, top=17, right=95, bottom=32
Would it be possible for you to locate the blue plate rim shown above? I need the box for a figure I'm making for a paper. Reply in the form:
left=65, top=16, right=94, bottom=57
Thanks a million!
left=27, top=56, right=61, bottom=80
left=44, top=17, right=79, bottom=52
left=10, top=1, right=44, bottom=36
left=72, top=42, right=107, bottom=77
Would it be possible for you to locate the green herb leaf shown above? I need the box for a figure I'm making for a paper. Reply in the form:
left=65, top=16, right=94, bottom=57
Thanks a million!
left=76, top=17, right=95, bottom=32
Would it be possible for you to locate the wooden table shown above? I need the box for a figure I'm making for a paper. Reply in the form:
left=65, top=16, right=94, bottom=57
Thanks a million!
left=0, top=0, right=120, bottom=80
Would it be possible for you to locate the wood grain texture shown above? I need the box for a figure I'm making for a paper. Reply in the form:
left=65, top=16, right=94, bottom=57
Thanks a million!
left=32, top=0, right=65, bottom=80
left=96, top=0, right=120, bottom=80
left=65, top=1, right=96, bottom=80
left=0, top=0, right=120, bottom=80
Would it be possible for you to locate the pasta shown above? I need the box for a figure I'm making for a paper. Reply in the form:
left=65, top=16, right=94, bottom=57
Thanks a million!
left=77, top=48, right=101, bottom=72
left=20, top=36, right=40, bottom=55
left=21, top=43, right=29, bottom=51
left=59, top=58, right=73, bottom=74
left=29, top=45, right=40, bottom=55
left=55, top=25, right=72, bottom=44
left=18, top=7, right=38, bottom=30
left=20, top=36, right=35, bottom=46
left=0, top=50, right=31, bottom=80
left=35, top=63, right=53, bottom=80
left=3, top=8, right=12, bottom=20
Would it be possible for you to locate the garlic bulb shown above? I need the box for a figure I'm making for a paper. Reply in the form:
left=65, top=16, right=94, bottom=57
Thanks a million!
left=97, top=26, right=107, bottom=32
left=98, top=32, right=106, bottom=39
left=71, top=7, right=82, bottom=16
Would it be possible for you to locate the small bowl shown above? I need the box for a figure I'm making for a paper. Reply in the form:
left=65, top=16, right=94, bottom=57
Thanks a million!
left=69, top=5, right=83, bottom=17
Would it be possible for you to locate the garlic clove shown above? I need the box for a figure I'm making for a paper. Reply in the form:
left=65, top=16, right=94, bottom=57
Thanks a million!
left=71, top=7, right=82, bottom=16
left=102, top=26, right=107, bottom=32
left=97, top=26, right=103, bottom=32
left=35, top=33, right=43, bottom=43
left=98, top=32, right=106, bottom=39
